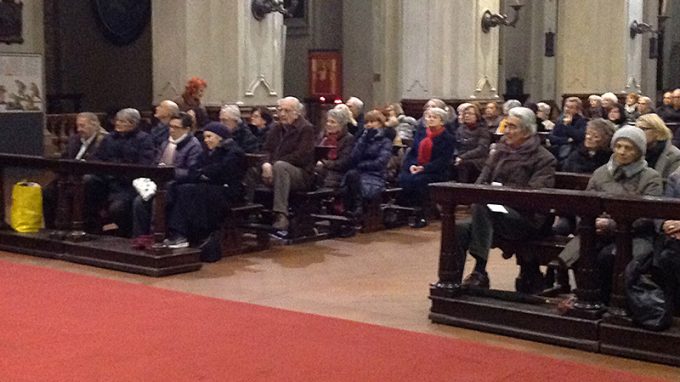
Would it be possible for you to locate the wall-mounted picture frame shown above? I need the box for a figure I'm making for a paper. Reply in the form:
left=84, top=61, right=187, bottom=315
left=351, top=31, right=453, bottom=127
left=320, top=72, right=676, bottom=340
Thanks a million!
left=0, top=0, right=24, bottom=44
left=308, top=50, right=342, bottom=100
left=0, top=53, right=44, bottom=113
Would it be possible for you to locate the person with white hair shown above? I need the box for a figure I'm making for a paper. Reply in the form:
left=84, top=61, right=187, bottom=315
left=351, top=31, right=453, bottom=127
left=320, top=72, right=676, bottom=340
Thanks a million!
left=434, top=107, right=556, bottom=291
left=219, top=104, right=258, bottom=153
left=536, top=102, right=555, bottom=131
left=261, top=96, right=316, bottom=237
left=89, top=108, right=155, bottom=237
left=586, top=95, right=604, bottom=119
left=398, top=107, right=455, bottom=228
left=600, top=92, right=619, bottom=114
left=637, top=96, right=654, bottom=116
left=345, top=96, right=365, bottom=136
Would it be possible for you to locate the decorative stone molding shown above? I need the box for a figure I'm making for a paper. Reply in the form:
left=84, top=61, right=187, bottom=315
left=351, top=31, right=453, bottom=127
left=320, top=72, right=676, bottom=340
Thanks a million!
left=245, top=75, right=278, bottom=97
left=624, top=76, right=641, bottom=93
left=471, top=76, right=499, bottom=99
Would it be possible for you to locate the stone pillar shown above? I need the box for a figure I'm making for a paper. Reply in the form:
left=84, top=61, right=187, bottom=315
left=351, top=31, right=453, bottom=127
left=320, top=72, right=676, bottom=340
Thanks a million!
left=401, top=0, right=501, bottom=101
left=152, top=0, right=284, bottom=107
left=556, top=0, right=648, bottom=98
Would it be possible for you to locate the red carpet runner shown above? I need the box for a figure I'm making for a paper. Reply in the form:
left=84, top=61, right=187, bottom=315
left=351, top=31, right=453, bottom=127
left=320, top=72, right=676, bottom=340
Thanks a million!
left=0, top=260, right=668, bottom=381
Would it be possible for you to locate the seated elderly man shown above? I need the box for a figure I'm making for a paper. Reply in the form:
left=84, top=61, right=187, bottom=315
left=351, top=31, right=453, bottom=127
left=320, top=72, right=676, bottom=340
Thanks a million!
left=87, top=108, right=155, bottom=236
left=262, top=96, right=316, bottom=236
left=219, top=104, right=258, bottom=153
left=548, top=96, right=588, bottom=166
left=483, top=102, right=502, bottom=133
left=43, top=112, right=108, bottom=228
left=435, top=107, right=556, bottom=289
left=150, top=100, right=180, bottom=149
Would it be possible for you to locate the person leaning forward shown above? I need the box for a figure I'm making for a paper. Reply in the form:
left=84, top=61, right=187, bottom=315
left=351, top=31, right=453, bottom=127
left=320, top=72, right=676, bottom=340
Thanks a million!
left=261, top=96, right=316, bottom=236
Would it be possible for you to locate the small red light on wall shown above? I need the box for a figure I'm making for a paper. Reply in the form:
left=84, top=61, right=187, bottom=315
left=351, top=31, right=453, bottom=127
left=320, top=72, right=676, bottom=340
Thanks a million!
left=334, top=98, right=342, bottom=104
left=319, top=96, right=326, bottom=102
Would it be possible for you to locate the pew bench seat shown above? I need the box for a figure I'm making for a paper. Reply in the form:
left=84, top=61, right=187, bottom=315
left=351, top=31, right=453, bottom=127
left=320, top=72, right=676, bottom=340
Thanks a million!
left=222, top=202, right=270, bottom=256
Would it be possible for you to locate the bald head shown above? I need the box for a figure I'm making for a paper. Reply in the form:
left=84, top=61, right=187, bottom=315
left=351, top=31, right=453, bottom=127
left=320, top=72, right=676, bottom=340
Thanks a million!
left=155, top=100, right=180, bottom=123
left=673, top=89, right=680, bottom=110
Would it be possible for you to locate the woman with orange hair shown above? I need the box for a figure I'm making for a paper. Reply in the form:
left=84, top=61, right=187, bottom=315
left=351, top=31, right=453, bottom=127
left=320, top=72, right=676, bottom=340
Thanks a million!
left=175, top=76, right=209, bottom=128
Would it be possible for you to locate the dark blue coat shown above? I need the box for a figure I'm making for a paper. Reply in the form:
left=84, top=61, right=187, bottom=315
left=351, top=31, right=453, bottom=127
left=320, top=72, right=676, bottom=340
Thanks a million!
left=188, top=138, right=246, bottom=202
left=232, top=122, right=259, bottom=153
left=150, top=122, right=169, bottom=150
left=349, top=128, right=393, bottom=199
left=402, top=128, right=455, bottom=178
left=548, top=113, right=587, bottom=147
left=94, top=129, right=155, bottom=165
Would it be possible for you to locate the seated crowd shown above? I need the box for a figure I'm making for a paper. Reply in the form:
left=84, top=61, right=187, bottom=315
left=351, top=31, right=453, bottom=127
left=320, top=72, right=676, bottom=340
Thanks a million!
left=43, top=78, right=680, bottom=319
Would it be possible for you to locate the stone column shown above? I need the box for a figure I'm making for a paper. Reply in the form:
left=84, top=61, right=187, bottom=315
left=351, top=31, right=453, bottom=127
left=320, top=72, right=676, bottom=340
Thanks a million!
left=152, top=0, right=284, bottom=107
left=400, top=0, right=501, bottom=101
left=556, top=0, right=650, bottom=98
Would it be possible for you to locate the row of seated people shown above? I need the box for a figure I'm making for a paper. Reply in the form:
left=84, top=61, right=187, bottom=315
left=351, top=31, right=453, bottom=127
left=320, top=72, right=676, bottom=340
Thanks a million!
left=431, top=107, right=680, bottom=318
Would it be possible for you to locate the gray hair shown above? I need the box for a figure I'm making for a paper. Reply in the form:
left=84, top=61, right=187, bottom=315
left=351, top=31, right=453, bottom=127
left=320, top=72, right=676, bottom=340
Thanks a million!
left=457, top=102, right=472, bottom=114
left=327, top=108, right=350, bottom=127
left=346, top=96, right=364, bottom=112
left=426, top=107, right=449, bottom=123
left=601, top=92, right=618, bottom=104
left=77, top=112, right=102, bottom=128
left=279, top=96, right=303, bottom=112
left=116, top=108, right=141, bottom=126
left=508, top=107, right=537, bottom=135
left=588, top=95, right=602, bottom=102
left=502, top=99, right=522, bottom=114
left=537, top=102, right=551, bottom=115
left=220, top=104, right=242, bottom=123
left=426, top=98, right=447, bottom=110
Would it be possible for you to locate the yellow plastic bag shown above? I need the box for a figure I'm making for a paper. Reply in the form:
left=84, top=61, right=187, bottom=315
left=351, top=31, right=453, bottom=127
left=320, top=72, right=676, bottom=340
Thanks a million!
left=10, top=181, right=43, bottom=233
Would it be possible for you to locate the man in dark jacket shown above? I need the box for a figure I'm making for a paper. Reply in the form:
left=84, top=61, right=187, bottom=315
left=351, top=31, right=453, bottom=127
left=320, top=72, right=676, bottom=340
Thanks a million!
left=43, top=112, right=108, bottom=228
left=435, top=107, right=556, bottom=290
left=131, top=112, right=203, bottom=242
left=548, top=97, right=588, bottom=167
left=261, top=97, right=315, bottom=235
left=87, top=108, right=155, bottom=236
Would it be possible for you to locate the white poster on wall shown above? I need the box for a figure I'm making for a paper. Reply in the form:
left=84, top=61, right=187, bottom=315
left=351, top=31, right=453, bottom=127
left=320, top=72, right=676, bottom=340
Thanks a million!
left=0, top=53, right=43, bottom=113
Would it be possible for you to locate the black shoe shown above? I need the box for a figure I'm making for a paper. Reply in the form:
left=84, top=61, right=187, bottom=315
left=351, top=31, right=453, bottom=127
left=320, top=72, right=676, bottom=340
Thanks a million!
left=409, top=217, right=428, bottom=229
left=462, top=271, right=490, bottom=289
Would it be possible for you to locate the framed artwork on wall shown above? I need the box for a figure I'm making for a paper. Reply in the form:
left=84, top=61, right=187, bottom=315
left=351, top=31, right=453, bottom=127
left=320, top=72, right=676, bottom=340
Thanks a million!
left=0, top=53, right=44, bottom=113
left=308, top=50, right=342, bottom=100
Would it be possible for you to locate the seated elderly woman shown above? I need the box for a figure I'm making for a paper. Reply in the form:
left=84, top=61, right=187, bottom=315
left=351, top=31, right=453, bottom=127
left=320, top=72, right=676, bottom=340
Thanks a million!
left=164, top=122, right=246, bottom=251
left=536, top=102, right=555, bottom=131
left=586, top=94, right=604, bottom=119
left=316, top=108, right=355, bottom=189
left=637, top=96, right=655, bottom=116
left=386, top=102, right=417, bottom=141
left=562, top=118, right=615, bottom=173
left=453, top=103, right=490, bottom=183
left=342, top=110, right=393, bottom=221
left=495, top=99, right=522, bottom=134
left=219, top=104, right=258, bottom=153
left=398, top=107, right=455, bottom=228
left=435, top=107, right=556, bottom=289
left=636, top=113, right=680, bottom=182
left=607, top=103, right=627, bottom=130
left=558, top=126, right=662, bottom=304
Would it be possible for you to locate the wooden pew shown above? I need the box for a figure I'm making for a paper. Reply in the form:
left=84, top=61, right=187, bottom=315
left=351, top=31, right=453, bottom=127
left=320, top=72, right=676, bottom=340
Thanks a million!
left=428, top=181, right=680, bottom=366
left=0, top=153, right=201, bottom=276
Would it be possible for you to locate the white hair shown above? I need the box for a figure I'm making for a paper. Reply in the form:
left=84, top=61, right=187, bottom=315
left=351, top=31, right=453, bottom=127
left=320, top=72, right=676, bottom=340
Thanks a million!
left=508, top=107, right=537, bottom=135
left=502, top=99, right=522, bottom=114
left=219, top=104, right=242, bottom=123
left=346, top=96, right=364, bottom=112
left=537, top=102, right=551, bottom=115
left=601, top=92, right=618, bottom=104
left=279, top=96, right=303, bottom=112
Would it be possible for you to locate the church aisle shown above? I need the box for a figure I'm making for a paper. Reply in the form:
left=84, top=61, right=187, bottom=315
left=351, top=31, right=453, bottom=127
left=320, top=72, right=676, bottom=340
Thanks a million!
left=1, top=223, right=677, bottom=380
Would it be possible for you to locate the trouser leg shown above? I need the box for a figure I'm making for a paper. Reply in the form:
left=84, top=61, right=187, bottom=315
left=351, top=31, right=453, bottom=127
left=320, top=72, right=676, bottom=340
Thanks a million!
left=272, top=161, right=307, bottom=215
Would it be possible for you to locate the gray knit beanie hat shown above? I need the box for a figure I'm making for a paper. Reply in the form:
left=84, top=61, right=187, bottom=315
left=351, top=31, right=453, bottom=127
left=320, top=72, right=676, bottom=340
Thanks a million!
left=611, top=125, right=647, bottom=156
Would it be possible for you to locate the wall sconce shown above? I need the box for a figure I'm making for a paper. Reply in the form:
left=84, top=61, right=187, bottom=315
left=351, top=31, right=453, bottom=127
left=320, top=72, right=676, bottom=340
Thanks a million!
left=251, top=0, right=298, bottom=21
left=629, top=15, right=669, bottom=39
left=481, top=2, right=524, bottom=33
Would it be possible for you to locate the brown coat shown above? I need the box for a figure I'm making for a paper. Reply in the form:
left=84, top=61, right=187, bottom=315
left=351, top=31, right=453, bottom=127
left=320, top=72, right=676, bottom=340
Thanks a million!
left=263, top=116, right=316, bottom=176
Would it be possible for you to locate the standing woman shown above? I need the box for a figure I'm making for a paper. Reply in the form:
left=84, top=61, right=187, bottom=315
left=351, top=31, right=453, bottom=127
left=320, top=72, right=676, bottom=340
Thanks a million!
left=174, top=77, right=209, bottom=128
left=398, top=107, right=455, bottom=228
left=165, top=122, right=246, bottom=251
left=454, top=103, right=490, bottom=183
left=342, top=110, right=393, bottom=221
